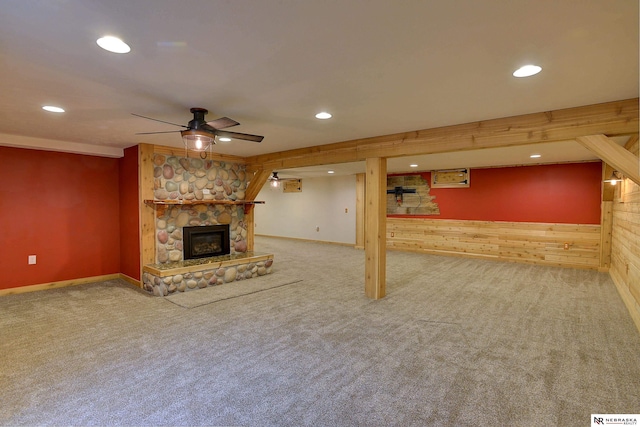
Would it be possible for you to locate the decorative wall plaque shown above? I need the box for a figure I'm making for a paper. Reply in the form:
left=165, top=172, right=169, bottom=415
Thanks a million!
left=431, top=168, right=470, bottom=188
left=283, top=179, right=302, bottom=193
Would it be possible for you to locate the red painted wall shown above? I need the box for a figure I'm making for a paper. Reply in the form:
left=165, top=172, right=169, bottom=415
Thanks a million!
left=389, top=162, right=602, bottom=224
left=0, top=145, right=601, bottom=290
left=1, top=147, right=121, bottom=289
left=119, top=146, right=140, bottom=280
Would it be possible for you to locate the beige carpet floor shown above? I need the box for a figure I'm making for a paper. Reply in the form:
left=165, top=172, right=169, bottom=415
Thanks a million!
left=166, top=277, right=304, bottom=308
left=1, top=236, right=639, bottom=426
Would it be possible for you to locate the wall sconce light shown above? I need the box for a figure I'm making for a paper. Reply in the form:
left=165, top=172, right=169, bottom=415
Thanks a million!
left=604, top=170, right=622, bottom=185
left=269, top=172, right=281, bottom=188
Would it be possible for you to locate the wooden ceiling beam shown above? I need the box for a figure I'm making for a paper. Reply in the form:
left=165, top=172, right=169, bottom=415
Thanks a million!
left=246, top=98, right=639, bottom=170
left=576, top=134, right=640, bottom=186
left=244, top=168, right=273, bottom=201
left=624, top=134, right=639, bottom=151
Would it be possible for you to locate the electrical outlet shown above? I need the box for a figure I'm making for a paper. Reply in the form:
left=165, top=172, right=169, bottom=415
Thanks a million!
left=316, top=226, right=320, bottom=232
left=28, top=255, right=36, bottom=265
left=563, top=243, right=569, bottom=250
left=345, top=208, right=348, bottom=213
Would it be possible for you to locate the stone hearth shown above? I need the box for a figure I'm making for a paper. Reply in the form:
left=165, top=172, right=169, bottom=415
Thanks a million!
left=142, top=252, right=273, bottom=296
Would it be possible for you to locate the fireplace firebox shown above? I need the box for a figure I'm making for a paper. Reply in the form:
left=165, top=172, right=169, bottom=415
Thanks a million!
left=183, top=225, right=230, bottom=260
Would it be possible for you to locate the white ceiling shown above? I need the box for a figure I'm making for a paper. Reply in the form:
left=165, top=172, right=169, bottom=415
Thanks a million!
left=0, top=1, right=637, bottom=176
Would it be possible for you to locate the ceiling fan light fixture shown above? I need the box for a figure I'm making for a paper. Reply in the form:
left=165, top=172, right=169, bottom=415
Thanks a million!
left=181, top=130, right=214, bottom=152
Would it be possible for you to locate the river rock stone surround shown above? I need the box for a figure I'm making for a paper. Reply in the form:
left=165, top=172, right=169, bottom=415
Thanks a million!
left=152, top=154, right=249, bottom=264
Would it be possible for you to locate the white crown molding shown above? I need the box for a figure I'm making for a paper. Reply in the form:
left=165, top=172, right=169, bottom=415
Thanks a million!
left=0, top=133, right=124, bottom=158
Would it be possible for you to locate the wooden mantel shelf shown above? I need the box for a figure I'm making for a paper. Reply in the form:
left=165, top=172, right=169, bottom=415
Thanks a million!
left=144, top=199, right=264, bottom=214
left=144, top=199, right=264, bottom=206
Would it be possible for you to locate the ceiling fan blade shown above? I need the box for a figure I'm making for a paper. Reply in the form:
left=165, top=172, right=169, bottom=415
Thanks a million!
left=135, top=130, right=183, bottom=135
left=206, top=117, right=239, bottom=130
left=131, top=113, right=188, bottom=128
left=215, top=130, right=264, bottom=143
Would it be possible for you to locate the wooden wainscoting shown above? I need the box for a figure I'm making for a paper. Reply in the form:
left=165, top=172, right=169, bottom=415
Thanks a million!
left=387, top=218, right=601, bottom=269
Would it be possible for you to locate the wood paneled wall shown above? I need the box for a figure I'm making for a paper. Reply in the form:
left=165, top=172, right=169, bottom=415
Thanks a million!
left=387, top=218, right=601, bottom=270
left=609, top=137, right=640, bottom=332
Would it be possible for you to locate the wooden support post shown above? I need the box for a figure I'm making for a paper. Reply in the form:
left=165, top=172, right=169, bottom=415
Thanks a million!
left=355, top=173, right=365, bottom=250
left=242, top=168, right=271, bottom=252
left=245, top=208, right=255, bottom=251
left=599, top=163, right=615, bottom=271
left=600, top=200, right=613, bottom=271
left=139, top=143, right=156, bottom=280
left=364, top=158, right=387, bottom=299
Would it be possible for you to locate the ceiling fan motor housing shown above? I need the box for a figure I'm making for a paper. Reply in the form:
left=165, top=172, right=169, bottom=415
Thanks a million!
left=188, top=108, right=209, bottom=130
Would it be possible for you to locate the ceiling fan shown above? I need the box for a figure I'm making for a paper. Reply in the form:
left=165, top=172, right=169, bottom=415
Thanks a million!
left=268, top=171, right=299, bottom=188
left=133, top=107, right=264, bottom=152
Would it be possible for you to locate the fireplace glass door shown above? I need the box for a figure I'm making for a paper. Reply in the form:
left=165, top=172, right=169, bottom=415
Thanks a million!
left=183, top=225, right=230, bottom=260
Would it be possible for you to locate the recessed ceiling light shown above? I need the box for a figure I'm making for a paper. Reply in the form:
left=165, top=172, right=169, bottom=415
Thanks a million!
left=42, top=105, right=65, bottom=113
left=530, top=154, right=542, bottom=158
left=315, top=112, right=332, bottom=120
left=327, top=170, right=335, bottom=174
left=513, top=64, right=542, bottom=77
left=410, top=164, right=418, bottom=168
left=218, top=137, right=232, bottom=142
left=97, top=36, right=131, bottom=53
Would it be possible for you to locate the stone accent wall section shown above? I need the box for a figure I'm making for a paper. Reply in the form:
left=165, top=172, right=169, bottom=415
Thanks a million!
left=152, top=153, right=249, bottom=263
left=142, top=258, right=273, bottom=296
left=387, top=174, right=439, bottom=215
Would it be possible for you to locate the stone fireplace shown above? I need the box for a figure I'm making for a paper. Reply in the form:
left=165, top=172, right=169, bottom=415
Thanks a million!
left=183, top=224, right=230, bottom=259
left=141, top=152, right=273, bottom=296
